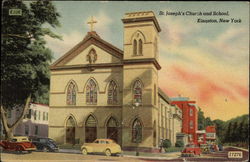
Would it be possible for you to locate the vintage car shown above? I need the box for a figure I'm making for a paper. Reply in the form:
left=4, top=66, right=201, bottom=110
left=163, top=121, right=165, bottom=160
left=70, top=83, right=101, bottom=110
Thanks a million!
left=81, top=139, right=121, bottom=156
left=200, top=144, right=210, bottom=154
left=29, top=137, right=59, bottom=152
left=181, top=144, right=202, bottom=157
left=0, top=136, right=36, bottom=153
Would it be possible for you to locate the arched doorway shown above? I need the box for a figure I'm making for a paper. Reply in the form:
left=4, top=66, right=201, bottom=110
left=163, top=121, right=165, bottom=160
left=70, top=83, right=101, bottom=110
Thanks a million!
left=106, top=117, right=118, bottom=143
left=85, top=115, right=97, bottom=143
left=66, top=116, right=75, bottom=144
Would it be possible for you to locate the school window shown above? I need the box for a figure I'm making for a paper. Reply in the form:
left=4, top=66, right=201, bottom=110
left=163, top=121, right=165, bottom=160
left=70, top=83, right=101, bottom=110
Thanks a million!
left=35, top=125, right=38, bottom=135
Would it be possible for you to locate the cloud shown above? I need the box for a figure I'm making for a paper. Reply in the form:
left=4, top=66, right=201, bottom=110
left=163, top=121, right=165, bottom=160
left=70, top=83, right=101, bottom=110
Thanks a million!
left=45, top=31, right=84, bottom=61
left=87, top=11, right=113, bottom=39
left=198, top=27, right=249, bottom=64
left=159, top=15, right=201, bottom=46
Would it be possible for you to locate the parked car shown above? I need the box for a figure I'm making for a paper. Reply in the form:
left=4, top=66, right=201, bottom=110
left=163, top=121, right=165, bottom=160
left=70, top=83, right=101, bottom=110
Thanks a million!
left=181, top=144, right=202, bottom=157
left=29, top=137, right=59, bottom=152
left=0, top=136, right=36, bottom=153
left=81, top=139, right=121, bottom=156
left=218, top=144, right=223, bottom=151
left=200, top=144, right=210, bottom=154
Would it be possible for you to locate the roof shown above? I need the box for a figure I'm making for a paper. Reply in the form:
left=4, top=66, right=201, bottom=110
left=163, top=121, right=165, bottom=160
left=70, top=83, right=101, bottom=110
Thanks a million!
left=188, top=103, right=196, bottom=106
left=170, top=97, right=190, bottom=101
left=50, top=31, right=123, bottom=68
left=196, top=130, right=206, bottom=134
left=31, top=103, right=49, bottom=107
left=122, top=11, right=161, bottom=32
left=158, top=88, right=171, bottom=104
left=206, top=126, right=216, bottom=133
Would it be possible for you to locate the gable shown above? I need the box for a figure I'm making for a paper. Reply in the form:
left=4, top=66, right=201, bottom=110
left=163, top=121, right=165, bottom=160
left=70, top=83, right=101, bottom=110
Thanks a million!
left=50, top=32, right=123, bottom=68
left=65, top=44, right=121, bottom=66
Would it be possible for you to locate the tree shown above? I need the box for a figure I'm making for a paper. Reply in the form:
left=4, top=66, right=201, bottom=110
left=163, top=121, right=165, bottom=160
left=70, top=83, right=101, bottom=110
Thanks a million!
left=231, top=122, right=238, bottom=142
left=213, top=119, right=225, bottom=143
left=224, top=122, right=232, bottom=143
left=198, top=107, right=205, bottom=130
left=205, top=117, right=214, bottom=127
left=1, top=0, right=61, bottom=139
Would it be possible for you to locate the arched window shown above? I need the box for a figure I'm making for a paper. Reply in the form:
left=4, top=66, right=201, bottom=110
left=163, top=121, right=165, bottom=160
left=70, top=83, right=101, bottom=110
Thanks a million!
left=138, top=39, right=143, bottom=55
left=189, top=109, right=193, bottom=116
left=132, top=119, right=142, bottom=143
left=133, top=39, right=137, bottom=55
left=108, top=81, right=118, bottom=104
left=133, top=80, right=142, bottom=104
left=190, top=120, right=193, bottom=129
left=67, top=82, right=76, bottom=105
left=86, top=79, right=97, bottom=104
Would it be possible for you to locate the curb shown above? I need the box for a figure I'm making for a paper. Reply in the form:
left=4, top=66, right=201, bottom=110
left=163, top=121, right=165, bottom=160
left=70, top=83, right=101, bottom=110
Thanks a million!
left=59, top=149, right=81, bottom=154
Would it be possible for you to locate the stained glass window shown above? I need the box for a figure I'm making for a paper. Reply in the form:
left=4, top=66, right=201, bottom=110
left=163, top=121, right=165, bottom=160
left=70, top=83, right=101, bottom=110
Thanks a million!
left=138, top=39, right=143, bottom=55
left=67, top=82, right=76, bottom=105
left=86, top=79, right=97, bottom=104
left=108, top=81, right=118, bottom=104
left=132, top=119, right=142, bottom=143
left=133, top=80, right=142, bottom=104
left=133, top=39, right=137, bottom=55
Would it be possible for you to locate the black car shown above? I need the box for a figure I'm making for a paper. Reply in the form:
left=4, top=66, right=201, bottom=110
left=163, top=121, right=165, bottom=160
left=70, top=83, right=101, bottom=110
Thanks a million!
left=30, top=137, right=59, bottom=152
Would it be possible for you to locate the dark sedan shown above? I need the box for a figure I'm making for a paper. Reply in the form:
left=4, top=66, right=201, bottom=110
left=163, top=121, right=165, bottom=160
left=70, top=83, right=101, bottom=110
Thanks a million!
left=30, top=137, right=59, bottom=152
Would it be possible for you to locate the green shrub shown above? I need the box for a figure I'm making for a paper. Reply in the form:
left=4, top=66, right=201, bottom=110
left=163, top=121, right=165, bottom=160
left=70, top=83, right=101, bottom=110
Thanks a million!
left=175, top=140, right=184, bottom=147
left=165, top=146, right=183, bottom=152
left=162, top=139, right=171, bottom=149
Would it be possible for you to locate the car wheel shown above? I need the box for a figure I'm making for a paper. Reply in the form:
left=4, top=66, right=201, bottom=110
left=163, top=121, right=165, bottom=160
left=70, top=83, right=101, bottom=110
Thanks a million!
left=16, top=146, right=23, bottom=154
left=105, top=149, right=111, bottom=156
left=28, top=150, right=32, bottom=153
left=82, top=148, right=88, bottom=155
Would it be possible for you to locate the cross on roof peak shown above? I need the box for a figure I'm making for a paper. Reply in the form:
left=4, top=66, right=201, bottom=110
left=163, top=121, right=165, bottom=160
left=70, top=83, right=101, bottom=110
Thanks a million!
left=87, top=16, right=97, bottom=32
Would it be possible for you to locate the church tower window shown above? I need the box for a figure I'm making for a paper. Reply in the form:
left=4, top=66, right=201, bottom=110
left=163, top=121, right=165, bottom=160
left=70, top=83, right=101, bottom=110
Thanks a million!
left=132, top=118, right=142, bottom=143
left=133, top=80, right=142, bottom=104
left=138, top=39, right=143, bottom=55
left=67, top=82, right=76, bottom=105
left=86, top=79, right=97, bottom=104
left=107, top=81, right=118, bottom=104
left=133, top=39, right=137, bottom=56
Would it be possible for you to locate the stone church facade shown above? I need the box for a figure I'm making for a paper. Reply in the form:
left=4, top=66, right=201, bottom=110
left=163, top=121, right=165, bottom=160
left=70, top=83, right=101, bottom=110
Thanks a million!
left=49, top=11, right=182, bottom=151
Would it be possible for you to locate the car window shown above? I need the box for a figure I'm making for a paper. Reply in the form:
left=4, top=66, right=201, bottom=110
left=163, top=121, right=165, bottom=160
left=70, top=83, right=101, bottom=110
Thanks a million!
left=39, top=139, right=47, bottom=143
left=99, top=140, right=106, bottom=144
left=94, top=140, right=99, bottom=143
left=106, top=141, right=109, bottom=144
left=22, top=138, right=28, bottom=141
left=11, top=139, right=17, bottom=142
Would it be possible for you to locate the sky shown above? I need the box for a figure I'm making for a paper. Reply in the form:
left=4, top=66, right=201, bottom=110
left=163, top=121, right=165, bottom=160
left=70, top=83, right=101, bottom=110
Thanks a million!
left=42, top=1, right=249, bottom=121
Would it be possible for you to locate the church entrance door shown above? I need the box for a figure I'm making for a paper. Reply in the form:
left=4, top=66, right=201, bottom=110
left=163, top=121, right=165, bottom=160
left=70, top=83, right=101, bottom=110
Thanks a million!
left=85, top=115, right=97, bottom=143
left=106, top=117, right=118, bottom=143
left=66, top=116, right=76, bottom=144
left=66, top=127, right=75, bottom=144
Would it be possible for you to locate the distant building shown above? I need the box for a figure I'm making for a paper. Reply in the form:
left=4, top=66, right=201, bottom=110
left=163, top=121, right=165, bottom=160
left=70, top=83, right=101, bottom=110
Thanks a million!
left=158, top=89, right=183, bottom=146
left=196, top=130, right=206, bottom=144
left=205, top=126, right=216, bottom=144
left=171, top=97, right=198, bottom=144
left=6, top=103, right=49, bottom=138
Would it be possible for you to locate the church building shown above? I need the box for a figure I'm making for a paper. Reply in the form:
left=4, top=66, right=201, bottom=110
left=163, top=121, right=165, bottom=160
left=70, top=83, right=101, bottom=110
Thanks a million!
left=49, top=11, right=182, bottom=151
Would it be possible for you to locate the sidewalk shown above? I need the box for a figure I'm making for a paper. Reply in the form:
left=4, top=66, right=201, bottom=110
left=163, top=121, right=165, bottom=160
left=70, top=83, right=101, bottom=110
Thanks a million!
left=58, top=149, right=181, bottom=160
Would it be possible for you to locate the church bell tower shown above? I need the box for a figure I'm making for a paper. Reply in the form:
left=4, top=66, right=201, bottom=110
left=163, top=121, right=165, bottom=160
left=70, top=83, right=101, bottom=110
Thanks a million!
left=121, top=11, right=161, bottom=150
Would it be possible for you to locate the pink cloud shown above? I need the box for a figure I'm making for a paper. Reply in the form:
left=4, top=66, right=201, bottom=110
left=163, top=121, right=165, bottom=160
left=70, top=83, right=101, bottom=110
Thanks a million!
left=169, top=65, right=239, bottom=103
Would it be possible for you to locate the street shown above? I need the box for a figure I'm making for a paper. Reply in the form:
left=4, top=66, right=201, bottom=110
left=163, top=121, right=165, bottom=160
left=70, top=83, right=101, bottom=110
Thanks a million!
left=1, top=147, right=248, bottom=162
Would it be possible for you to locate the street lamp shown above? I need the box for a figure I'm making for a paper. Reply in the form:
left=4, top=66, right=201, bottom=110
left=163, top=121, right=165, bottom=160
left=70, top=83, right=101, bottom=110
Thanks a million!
left=134, top=101, right=140, bottom=156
